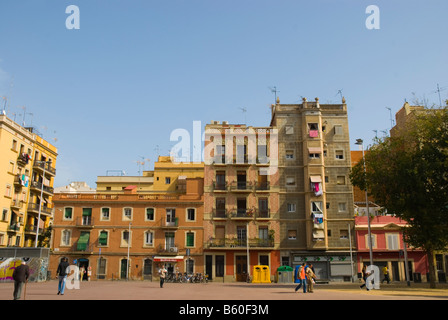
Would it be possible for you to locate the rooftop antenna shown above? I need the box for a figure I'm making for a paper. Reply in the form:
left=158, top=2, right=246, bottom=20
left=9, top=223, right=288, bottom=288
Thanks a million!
left=269, top=86, right=280, bottom=104
left=1, top=96, right=6, bottom=115
left=336, top=89, right=343, bottom=101
left=385, top=107, right=394, bottom=129
left=434, top=84, right=447, bottom=107
left=239, top=107, right=247, bottom=124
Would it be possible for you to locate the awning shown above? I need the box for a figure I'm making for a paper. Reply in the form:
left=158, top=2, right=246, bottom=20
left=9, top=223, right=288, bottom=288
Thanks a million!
left=308, top=147, right=322, bottom=153
left=310, top=175, right=322, bottom=183
left=153, top=256, right=184, bottom=262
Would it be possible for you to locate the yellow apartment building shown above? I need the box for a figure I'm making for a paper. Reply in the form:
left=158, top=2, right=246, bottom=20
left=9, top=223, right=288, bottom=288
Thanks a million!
left=0, top=115, right=58, bottom=248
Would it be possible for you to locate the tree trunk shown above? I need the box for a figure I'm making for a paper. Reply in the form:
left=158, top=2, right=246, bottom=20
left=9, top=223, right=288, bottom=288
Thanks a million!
left=426, top=249, right=437, bottom=289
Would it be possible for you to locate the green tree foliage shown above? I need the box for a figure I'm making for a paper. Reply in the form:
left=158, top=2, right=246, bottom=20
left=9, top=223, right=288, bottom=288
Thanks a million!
left=350, top=107, right=448, bottom=288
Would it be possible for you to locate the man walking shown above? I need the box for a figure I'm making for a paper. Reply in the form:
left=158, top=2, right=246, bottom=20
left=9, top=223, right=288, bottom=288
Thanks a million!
left=294, top=263, right=307, bottom=293
left=306, top=264, right=317, bottom=293
left=159, top=265, right=167, bottom=288
left=56, top=257, right=70, bottom=295
left=12, top=261, right=30, bottom=300
left=381, top=266, right=390, bottom=284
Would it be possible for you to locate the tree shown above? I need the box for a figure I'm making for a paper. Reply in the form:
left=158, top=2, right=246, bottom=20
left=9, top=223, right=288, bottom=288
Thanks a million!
left=350, top=106, right=448, bottom=288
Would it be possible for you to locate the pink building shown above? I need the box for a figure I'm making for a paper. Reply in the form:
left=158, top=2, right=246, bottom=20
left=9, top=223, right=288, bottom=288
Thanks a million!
left=355, top=215, right=428, bottom=282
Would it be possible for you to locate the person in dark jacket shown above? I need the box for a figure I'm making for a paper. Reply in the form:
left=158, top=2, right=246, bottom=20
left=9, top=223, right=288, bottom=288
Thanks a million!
left=12, top=261, right=30, bottom=300
left=56, top=257, right=70, bottom=295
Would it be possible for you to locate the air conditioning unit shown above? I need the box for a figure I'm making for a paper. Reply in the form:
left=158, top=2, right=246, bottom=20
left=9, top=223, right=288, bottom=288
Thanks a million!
left=169, top=247, right=178, bottom=253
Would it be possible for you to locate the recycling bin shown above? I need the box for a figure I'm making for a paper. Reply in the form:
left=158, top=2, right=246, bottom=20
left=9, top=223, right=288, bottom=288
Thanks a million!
left=277, top=266, right=294, bottom=283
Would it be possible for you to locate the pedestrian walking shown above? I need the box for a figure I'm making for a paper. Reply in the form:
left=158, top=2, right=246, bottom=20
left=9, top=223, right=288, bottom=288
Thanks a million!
left=306, top=264, right=317, bottom=293
left=359, top=265, right=370, bottom=291
left=159, top=265, right=167, bottom=288
left=56, top=257, right=70, bottom=295
left=381, top=266, right=390, bottom=284
left=294, top=263, right=307, bottom=293
left=12, top=261, right=30, bottom=300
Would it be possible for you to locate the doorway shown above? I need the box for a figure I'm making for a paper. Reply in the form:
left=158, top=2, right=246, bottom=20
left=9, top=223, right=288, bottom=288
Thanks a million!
left=236, top=255, right=248, bottom=282
left=121, top=259, right=128, bottom=279
left=78, top=258, right=89, bottom=281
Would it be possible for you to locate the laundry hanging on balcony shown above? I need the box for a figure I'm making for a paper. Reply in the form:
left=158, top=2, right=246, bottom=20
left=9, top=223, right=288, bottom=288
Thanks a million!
left=310, top=176, right=323, bottom=196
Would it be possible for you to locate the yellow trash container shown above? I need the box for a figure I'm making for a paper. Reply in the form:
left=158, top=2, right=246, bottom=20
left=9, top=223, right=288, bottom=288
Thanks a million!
left=252, top=265, right=262, bottom=283
left=252, top=265, right=271, bottom=283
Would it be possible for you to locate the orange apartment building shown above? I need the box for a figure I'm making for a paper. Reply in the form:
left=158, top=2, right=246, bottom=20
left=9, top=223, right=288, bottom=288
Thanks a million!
left=203, top=121, right=280, bottom=282
left=50, top=158, right=204, bottom=281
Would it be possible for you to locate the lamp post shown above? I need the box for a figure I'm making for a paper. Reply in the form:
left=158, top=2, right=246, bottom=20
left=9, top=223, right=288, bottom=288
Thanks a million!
left=35, top=160, right=51, bottom=247
left=355, top=139, right=373, bottom=266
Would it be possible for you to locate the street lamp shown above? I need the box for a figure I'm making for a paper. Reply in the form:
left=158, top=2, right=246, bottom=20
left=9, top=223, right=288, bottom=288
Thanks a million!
left=355, top=139, right=373, bottom=266
left=35, top=160, right=52, bottom=248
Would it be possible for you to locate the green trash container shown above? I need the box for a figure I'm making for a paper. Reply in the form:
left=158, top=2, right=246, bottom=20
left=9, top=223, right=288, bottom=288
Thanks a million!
left=277, top=266, right=294, bottom=283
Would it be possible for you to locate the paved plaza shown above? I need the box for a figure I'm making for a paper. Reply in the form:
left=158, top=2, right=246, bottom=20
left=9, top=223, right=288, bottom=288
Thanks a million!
left=2, top=280, right=448, bottom=301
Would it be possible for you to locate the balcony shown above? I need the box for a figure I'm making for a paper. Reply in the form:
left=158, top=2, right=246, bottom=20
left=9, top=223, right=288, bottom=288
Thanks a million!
left=7, top=224, right=21, bottom=232
left=254, top=181, right=270, bottom=191
left=161, top=217, right=179, bottom=229
left=205, top=238, right=274, bottom=249
left=229, top=181, right=253, bottom=192
left=256, top=209, right=271, bottom=219
left=24, top=225, right=45, bottom=235
left=33, top=160, right=56, bottom=176
left=229, top=208, right=255, bottom=219
left=27, top=202, right=53, bottom=216
left=212, top=181, right=227, bottom=192
left=17, top=153, right=31, bottom=167
left=71, top=241, right=94, bottom=253
left=211, top=209, right=228, bottom=219
left=157, top=244, right=179, bottom=255
left=11, top=199, right=23, bottom=210
left=76, top=216, right=94, bottom=228
left=30, top=181, right=54, bottom=196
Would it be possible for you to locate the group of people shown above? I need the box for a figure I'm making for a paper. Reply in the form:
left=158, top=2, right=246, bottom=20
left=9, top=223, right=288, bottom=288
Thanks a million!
left=294, top=263, right=317, bottom=293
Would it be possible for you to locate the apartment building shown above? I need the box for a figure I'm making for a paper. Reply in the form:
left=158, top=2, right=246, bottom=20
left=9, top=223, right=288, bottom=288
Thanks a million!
left=0, top=115, right=57, bottom=248
left=270, top=97, right=355, bottom=281
left=203, top=121, right=280, bottom=282
left=50, top=157, right=204, bottom=281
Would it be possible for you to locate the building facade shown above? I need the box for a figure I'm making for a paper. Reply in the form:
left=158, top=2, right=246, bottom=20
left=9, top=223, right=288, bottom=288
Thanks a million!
left=270, top=97, right=355, bottom=282
left=0, top=115, right=57, bottom=248
left=203, top=121, right=280, bottom=282
left=50, top=157, right=204, bottom=281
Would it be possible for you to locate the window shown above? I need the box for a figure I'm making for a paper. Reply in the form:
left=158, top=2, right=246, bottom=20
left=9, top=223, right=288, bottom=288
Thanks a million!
left=309, top=153, right=320, bottom=159
left=337, top=176, right=346, bottom=185
left=5, top=185, right=12, bottom=198
left=365, top=234, right=377, bottom=249
left=8, top=162, right=14, bottom=173
left=101, top=208, right=110, bottom=221
left=186, top=232, right=195, bottom=247
left=2, top=208, right=8, bottom=221
left=340, top=230, right=349, bottom=239
left=146, top=208, right=155, bottom=221
left=165, top=232, right=175, bottom=250
left=144, top=231, right=154, bottom=246
left=308, top=123, right=319, bottom=138
left=285, top=125, right=294, bottom=134
left=12, top=139, right=17, bottom=151
left=122, top=230, right=130, bottom=246
left=335, top=150, right=344, bottom=160
left=386, top=233, right=400, bottom=250
left=64, top=207, right=73, bottom=220
left=338, top=202, right=347, bottom=212
left=165, top=177, right=171, bottom=184
left=334, top=125, right=343, bottom=135
left=287, top=203, right=296, bottom=213
left=99, top=231, right=108, bottom=246
left=61, top=230, right=71, bottom=246
left=286, top=177, right=295, bottom=186
left=285, top=150, right=294, bottom=160
left=257, top=144, right=268, bottom=163
left=123, top=207, right=132, bottom=220
left=187, top=208, right=196, bottom=221
left=288, top=230, right=297, bottom=240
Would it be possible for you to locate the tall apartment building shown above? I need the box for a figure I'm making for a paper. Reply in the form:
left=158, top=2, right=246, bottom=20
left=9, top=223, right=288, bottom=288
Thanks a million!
left=203, top=121, right=280, bottom=282
left=50, top=157, right=204, bottom=281
left=270, top=97, right=355, bottom=281
left=0, top=115, right=57, bottom=248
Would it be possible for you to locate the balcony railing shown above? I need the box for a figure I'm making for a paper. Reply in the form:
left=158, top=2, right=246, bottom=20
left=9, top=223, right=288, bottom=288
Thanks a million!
left=212, top=209, right=228, bottom=219
left=27, top=202, right=53, bottom=216
left=30, top=181, right=54, bottom=195
left=229, top=209, right=255, bottom=219
left=212, top=181, right=227, bottom=191
left=33, top=160, right=56, bottom=176
left=24, top=225, right=45, bottom=234
left=229, top=181, right=253, bottom=192
left=76, top=216, right=94, bottom=227
left=206, top=238, right=274, bottom=249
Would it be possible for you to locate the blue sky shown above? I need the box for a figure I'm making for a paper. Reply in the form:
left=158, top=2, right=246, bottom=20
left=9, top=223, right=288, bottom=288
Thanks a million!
left=0, top=0, right=447, bottom=188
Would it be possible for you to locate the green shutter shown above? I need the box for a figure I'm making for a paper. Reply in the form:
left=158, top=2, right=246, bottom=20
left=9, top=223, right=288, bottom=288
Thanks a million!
left=82, top=208, right=92, bottom=216
left=64, top=207, right=72, bottom=218
left=99, top=231, right=108, bottom=246
left=186, top=232, right=194, bottom=247
left=77, top=232, right=90, bottom=251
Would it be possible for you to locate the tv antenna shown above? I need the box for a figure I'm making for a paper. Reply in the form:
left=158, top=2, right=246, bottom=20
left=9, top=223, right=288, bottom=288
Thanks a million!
left=1, top=96, right=6, bottom=115
left=336, top=89, right=343, bottom=101
left=434, top=84, right=447, bottom=107
left=385, top=107, right=394, bottom=129
left=268, top=86, right=280, bottom=104
left=239, top=107, right=247, bottom=124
